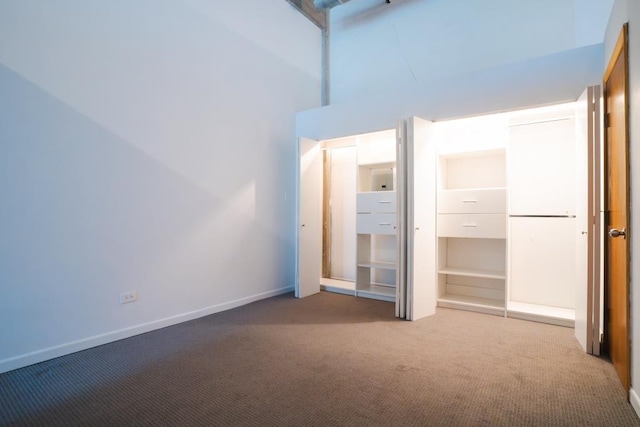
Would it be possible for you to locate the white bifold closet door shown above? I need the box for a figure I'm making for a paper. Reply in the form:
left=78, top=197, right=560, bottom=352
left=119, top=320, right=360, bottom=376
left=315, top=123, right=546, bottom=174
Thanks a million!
left=398, top=117, right=437, bottom=320
left=297, top=137, right=322, bottom=298
left=574, top=86, right=601, bottom=355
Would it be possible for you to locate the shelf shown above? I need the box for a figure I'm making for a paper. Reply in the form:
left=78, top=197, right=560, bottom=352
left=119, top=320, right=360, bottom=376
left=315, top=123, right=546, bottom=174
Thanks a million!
left=439, top=293, right=504, bottom=308
left=438, top=267, right=505, bottom=280
left=358, top=164, right=395, bottom=192
left=438, top=293, right=505, bottom=316
left=507, top=301, right=575, bottom=327
left=358, top=261, right=397, bottom=270
left=356, top=283, right=396, bottom=302
left=320, top=278, right=355, bottom=296
left=439, top=148, right=506, bottom=159
left=439, top=149, right=506, bottom=190
left=358, top=161, right=396, bottom=169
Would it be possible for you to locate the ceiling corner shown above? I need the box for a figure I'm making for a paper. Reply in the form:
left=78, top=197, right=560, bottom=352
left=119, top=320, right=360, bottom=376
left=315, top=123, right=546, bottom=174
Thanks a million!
left=285, top=0, right=327, bottom=29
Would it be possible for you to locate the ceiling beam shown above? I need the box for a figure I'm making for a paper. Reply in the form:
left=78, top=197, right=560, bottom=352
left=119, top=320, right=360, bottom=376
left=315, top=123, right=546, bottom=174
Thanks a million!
left=285, top=0, right=327, bottom=29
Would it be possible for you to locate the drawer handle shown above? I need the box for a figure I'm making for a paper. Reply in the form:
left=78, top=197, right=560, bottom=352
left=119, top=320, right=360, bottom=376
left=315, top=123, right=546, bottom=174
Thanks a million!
left=379, top=201, right=392, bottom=204
left=379, top=223, right=392, bottom=226
left=462, top=200, right=477, bottom=203
left=462, top=223, right=477, bottom=228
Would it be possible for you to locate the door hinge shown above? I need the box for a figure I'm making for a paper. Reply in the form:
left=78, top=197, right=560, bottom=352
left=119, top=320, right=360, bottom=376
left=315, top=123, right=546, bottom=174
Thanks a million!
left=604, top=112, right=611, bottom=128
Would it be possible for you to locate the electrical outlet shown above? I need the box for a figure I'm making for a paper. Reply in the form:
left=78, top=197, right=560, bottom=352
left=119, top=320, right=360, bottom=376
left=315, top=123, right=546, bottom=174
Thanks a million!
left=119, top=291, right=138, bottom=305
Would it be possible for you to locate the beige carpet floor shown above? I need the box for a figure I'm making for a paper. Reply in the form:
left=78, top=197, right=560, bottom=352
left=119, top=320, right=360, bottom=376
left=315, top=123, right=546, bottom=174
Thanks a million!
left=1, top=291, right=638, bottom=426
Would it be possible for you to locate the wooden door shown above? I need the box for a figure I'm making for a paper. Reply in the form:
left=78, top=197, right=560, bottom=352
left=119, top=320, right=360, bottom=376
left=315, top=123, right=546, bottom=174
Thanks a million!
left=297, top=137, right=322, bottom=298
left=406, top=117, right=437, bottom=320
left=603, top=25, right=630, bottom=394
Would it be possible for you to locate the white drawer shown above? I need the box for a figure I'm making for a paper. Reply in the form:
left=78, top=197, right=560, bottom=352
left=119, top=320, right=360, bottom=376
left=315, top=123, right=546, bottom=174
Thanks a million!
left=438, top=189, right=506, bottom=214
left=357, top=191, right=396, bottom=213
left=357, top=213, right=397, bottom=235
left=437, top=214, right=506, bottom=238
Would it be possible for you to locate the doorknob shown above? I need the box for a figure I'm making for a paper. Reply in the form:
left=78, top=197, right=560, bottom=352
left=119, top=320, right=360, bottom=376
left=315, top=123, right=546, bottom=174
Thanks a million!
left=609, top=228, right=626, bottom=239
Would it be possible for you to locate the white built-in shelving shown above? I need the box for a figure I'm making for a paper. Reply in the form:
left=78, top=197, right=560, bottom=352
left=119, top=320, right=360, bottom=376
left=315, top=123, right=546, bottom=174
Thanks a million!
left=355, top=134, right=398, bottom=303
left=436, top=149, right=507, bottom=315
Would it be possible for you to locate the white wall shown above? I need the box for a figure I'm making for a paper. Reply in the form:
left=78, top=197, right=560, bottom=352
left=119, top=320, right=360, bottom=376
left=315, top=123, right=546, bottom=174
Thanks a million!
left=0, top=0, right=321, bottom=373
left=298, top=44, right=603, bottom=140
left=328, top=0, right=614, bottom=104
left=604, top=0, right=640, bottom=416
left=299, top=0, right=611, bottom=140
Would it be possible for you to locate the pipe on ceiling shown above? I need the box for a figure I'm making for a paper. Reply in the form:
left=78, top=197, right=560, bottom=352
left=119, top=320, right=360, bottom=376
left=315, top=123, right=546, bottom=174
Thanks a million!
left=313, top=0, right=351, bottom=10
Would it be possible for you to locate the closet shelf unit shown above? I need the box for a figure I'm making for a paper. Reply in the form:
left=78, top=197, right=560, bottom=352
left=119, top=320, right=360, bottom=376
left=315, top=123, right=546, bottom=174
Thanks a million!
left=355, top=158, right=398, bottom=303
left=436, top=148, right=507, bottom=316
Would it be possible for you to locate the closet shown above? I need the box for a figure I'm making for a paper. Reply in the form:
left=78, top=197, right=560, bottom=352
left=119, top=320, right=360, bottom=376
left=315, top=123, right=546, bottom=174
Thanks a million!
left=297, top=129, right=401, bottom=301
left=298, top=119, right=438, bottom=320
left=297, top=88, right=600, bottom=348
left=434, top=115, right=507, bottom=315
left=506, top=105, right=581, bottom=326
left=430, top=95, right=599, bottom=335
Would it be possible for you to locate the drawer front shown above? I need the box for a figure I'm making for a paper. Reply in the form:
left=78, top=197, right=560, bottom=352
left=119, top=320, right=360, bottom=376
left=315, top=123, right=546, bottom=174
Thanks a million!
left=357, top=191, right=397, bottom=213
left=437, top=214, right=506, bottom=238
left=357, top=213, right=397, bottom=235
left=438, top=189, right=506, bottom=214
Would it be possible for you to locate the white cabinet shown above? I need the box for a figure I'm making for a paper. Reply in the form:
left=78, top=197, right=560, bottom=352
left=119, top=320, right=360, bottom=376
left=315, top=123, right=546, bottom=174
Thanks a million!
left=356, top=146, right=398, bottom=302
left=436, top=149, right=507, bottom=315
left=437, top=214, right=506, bottom=239
left=357, top=192, right=397, bottom=213
left=438, top=188, right=506, bottom=214
left=356, top=213, right=397, bottom=235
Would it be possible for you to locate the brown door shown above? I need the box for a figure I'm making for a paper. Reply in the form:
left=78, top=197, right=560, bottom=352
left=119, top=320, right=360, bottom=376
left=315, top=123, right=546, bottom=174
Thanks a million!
left=603, top=24, right=630, bottom=395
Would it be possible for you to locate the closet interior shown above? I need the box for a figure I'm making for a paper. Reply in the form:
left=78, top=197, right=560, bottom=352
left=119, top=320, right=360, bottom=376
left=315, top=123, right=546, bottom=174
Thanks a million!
left=316, top=130, right=399, bottom=302
left=299, top=90, right=600, bottom=336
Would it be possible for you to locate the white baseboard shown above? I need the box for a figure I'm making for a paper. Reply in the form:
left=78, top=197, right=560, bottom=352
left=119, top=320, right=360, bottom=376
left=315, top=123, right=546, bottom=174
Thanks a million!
left=0, top=286, right=294, bottom=374
left=630, top=388, right=640, bottom=418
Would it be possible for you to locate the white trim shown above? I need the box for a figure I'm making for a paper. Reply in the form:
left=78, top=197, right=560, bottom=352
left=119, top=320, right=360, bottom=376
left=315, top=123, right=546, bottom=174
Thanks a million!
left=321, top=285, right=356, bottom=296
left=507, top=310, right=575, bottom=328
left=630, top=388, right=640, bottom=418
left=0, top=286, right=294, bottom=374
